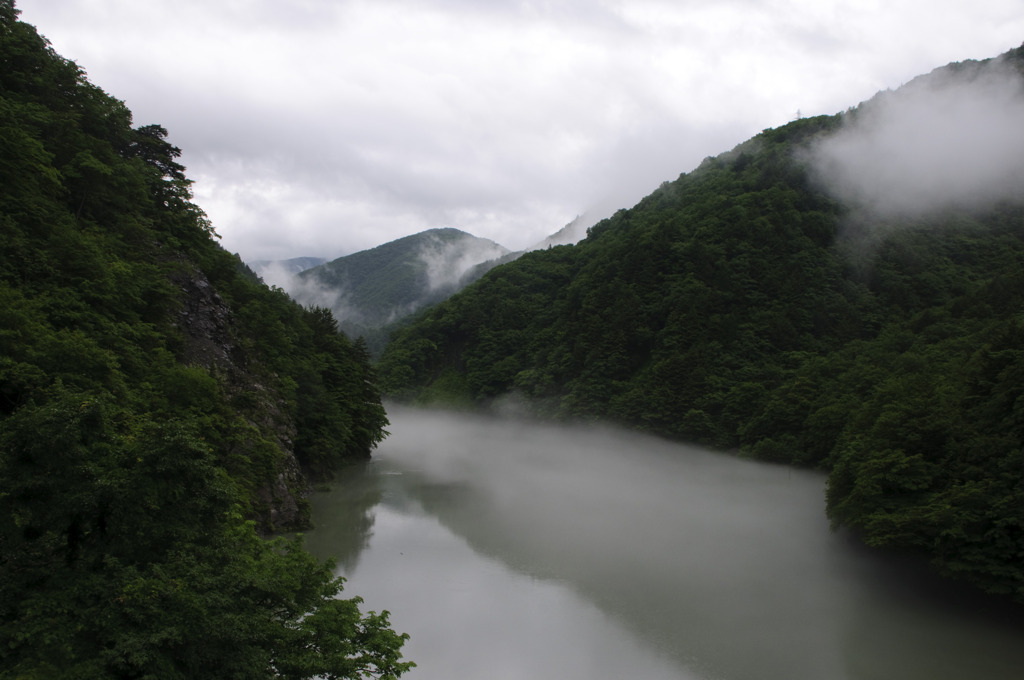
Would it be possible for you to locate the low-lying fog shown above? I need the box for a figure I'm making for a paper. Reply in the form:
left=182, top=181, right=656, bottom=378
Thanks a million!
left=303, top=405, right=1024, bottom=680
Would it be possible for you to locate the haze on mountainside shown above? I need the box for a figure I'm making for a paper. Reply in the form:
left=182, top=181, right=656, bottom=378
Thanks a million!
left=807, top=55, right=1024, bottom=220
left=250, top=212, right=593, bottom=349
left=251, top=207, right=589, bottom=320
left=377, top=44, right=1024, bottom=603
left=247, top=229, right=514, bottom=354
left=317, top=229, right=502, bottom=312
left=252, top=49, right=1024, bottom=345
left=249, top=256, right=326, bottom=280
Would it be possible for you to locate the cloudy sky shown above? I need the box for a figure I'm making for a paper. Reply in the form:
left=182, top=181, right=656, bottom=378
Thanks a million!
left=16, top=0, right=1024, bottom=263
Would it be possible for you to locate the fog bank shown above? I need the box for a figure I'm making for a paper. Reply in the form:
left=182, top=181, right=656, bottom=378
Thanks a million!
left=304, top=405, right=1024, bottom=680
left=809, top=58, right=1024, bottom=219
left=415, top=232, right=509, bottom=292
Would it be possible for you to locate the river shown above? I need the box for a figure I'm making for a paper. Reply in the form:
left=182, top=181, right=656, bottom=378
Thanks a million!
left=301, top=404, right=1024, bottom=680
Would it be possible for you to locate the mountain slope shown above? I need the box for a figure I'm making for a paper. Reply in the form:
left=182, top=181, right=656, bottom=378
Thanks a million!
left=291, top=227, right=509, bottom=349
left=377, top=45, right=1024, bottom=600
left=0, top=4, right=409, bottom=676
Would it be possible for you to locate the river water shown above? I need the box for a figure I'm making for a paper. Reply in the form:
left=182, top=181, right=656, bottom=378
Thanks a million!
left=302, top=405, right=1024, bottom=680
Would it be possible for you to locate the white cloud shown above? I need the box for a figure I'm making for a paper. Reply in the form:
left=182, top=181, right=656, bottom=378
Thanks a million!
left=417, top=232, right=509, bottom=292
left=809, top=58, right=1024, bottom=218
left=15, top=0, right=1024, bottom=261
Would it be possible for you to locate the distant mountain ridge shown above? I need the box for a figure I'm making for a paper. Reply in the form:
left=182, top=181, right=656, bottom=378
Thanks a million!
left=287, top=228, right=509, bottom=349
left=255, top=217, right=591, bottom=350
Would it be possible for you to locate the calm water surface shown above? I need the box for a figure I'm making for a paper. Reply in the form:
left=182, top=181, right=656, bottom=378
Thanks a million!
left=302, top=405, right=1024, bottom=680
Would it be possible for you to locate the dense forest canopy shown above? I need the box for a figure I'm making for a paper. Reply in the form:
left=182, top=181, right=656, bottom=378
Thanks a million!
left=0, top=2, right=410, bottom=677
left=378, top=46, right=1024, bottom=601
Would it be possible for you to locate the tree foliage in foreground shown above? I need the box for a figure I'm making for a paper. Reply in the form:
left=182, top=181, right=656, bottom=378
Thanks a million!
left=378, top=48, right=1024, bottom=601
left=0, top=2, right=408, bottom=676
left=0, top=389, right=409, bottom=680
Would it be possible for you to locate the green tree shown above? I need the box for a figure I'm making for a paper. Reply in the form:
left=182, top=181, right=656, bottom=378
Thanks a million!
left=1, top=3, right=409, bottom=673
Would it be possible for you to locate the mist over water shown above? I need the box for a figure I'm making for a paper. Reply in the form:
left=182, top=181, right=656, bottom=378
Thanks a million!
left=304, top=405, right=1024, bottom=680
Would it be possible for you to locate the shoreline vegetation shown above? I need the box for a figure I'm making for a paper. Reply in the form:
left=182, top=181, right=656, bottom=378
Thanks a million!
left=0, top=3, right=411, bottom=676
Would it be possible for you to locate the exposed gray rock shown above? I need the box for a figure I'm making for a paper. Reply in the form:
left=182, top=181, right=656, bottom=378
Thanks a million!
left=171, top=266, right=311, bottom=532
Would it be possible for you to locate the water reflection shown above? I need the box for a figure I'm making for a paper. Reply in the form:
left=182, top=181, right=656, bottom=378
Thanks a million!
left=303, top=405, right=1024, bottom=680
left=302, top=462, right=382, bottom=574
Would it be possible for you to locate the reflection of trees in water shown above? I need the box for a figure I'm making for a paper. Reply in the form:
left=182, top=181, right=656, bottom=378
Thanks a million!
left=302, top=462, right=383, bottom=574
left=836, top=539, right=1024, bottom=680
left=401, top=468, right=711, bottom=672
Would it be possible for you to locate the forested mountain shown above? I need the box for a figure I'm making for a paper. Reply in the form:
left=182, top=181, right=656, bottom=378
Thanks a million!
left=379, top=46, right=1024, bottom=601
left=0, top=3, right=410, bottom=677
left=290, top=228, right=510, bottom=353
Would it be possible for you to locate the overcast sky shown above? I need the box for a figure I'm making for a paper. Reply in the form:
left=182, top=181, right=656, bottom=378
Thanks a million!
left=16, top=0, right=1024, bottom=263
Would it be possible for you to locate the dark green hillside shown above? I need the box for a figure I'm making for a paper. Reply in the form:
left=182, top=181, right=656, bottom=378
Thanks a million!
left=0, top=3, right=409, bottom=677
left=294, top=228, right=509, bottom=352
left=379, top=48, right=1024, bottom=600
left=378, top=114, right=855, bottom=423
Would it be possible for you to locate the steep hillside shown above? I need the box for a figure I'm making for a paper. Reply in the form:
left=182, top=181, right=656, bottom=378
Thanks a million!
left=378, top=46, right=1024, bottom=600
left=291, top=227, right=509, bottom=351
left=0, top=3, right=409, bottom=677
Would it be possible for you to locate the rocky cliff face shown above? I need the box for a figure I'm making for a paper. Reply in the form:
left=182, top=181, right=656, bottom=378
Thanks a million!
left=172, top=266, right=309, bottom=531
left=174, top=271, right=236, bottom=372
